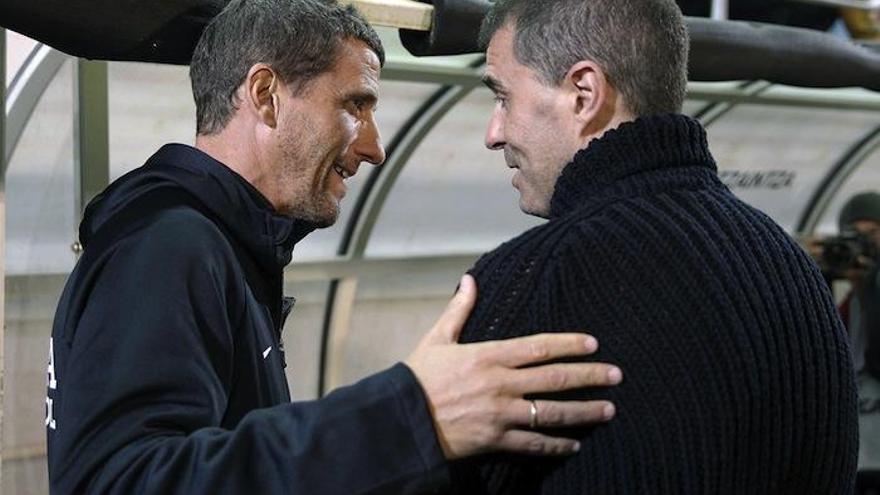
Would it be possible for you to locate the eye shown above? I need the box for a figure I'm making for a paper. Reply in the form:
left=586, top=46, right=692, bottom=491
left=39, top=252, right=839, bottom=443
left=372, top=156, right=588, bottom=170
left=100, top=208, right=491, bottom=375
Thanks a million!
left=346, top=100, right=363, bottom=113
left=493, top=94, right=508, bottom=108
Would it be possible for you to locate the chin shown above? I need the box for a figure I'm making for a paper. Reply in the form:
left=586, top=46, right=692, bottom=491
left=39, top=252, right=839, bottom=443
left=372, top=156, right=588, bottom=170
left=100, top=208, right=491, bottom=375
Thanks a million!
left=312, top=214, right=338, bottom=229
left=314, top=200, right=342, bottom=228
left=279, top=200, right=339, bottom=228
left=518, top=197, right=550, bottom=219
left=305, top=205, right=339, bottom=228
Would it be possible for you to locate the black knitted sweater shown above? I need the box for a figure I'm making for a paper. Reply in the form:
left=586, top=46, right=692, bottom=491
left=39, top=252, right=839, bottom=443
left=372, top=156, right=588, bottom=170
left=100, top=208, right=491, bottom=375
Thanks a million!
left=453, top=114, right=858, bottom=494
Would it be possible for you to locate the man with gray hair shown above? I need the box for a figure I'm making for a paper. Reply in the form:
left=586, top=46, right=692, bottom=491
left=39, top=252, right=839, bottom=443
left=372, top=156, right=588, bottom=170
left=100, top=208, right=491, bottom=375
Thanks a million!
left=46, top=1, right=623, bottom=493
left=451, top=0, right=858, bottom=492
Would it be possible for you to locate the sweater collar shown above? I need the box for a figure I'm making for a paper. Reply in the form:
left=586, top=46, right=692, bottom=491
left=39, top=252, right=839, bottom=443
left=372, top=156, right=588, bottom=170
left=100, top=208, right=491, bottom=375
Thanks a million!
left=549, top=113, right=717, bottom=218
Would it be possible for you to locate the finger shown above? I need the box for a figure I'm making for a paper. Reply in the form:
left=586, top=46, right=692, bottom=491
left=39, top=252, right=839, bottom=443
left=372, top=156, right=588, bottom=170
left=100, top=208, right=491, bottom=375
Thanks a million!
left=508, top=362, right=623, bottom=395
left=495, top=430, right=582, bottom=456
left=426, top=274, right=477, bottom=344
left=476, top=332, right=599, bottom=367
left=508, top=399, right=615, bottom=429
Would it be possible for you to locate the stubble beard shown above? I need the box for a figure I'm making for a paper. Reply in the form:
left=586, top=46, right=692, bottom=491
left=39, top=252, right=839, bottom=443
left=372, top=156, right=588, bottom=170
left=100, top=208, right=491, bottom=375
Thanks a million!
left=279, top=176, right=340, bottom=228
left=276, top=149, right=341, bottom=228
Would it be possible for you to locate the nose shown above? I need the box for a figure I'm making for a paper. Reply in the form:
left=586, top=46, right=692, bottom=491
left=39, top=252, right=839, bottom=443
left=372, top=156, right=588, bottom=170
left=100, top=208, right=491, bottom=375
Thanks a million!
left=485, top=106, right=505, bottom=151
left=354, top=114, right=386, bottom=166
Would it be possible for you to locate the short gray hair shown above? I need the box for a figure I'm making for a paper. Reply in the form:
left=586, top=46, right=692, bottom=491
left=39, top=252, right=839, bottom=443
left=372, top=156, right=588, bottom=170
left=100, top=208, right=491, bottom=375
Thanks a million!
left=480, top=0, right=688, bottom=117
left=190, top=0, right=385, bottom=135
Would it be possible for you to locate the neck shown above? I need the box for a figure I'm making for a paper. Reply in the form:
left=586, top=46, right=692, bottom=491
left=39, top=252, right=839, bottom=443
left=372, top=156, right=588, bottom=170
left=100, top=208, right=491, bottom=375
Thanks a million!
left=576, top=94, right=635, bottom=151
left=195, top=126, right=272, bottom=205
left=548, top=113, right=717, bottom=218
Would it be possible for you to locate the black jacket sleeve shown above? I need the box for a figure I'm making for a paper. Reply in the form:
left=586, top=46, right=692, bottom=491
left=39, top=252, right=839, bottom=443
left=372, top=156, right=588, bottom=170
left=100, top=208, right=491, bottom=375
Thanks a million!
left=47, top=211, right=449, bottom=494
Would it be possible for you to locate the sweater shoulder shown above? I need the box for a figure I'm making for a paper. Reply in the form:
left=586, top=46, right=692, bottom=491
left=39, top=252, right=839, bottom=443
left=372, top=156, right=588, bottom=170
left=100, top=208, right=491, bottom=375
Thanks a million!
left=468, top=184, right=819, bottom=328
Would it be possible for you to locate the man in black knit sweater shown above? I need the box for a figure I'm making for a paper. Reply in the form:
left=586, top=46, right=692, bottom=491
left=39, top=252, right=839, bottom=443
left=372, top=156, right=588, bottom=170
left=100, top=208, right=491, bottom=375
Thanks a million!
left=452, top=0, right=858, bottom=493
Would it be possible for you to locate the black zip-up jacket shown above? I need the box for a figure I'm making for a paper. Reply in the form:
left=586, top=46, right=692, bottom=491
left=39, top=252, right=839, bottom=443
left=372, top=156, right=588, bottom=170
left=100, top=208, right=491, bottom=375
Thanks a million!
left=47, top=144, right=449, bottom=494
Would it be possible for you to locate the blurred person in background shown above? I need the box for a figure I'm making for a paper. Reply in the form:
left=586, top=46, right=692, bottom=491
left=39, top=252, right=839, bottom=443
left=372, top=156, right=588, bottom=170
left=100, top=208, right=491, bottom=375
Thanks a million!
left=814, top=191, right=880, bottom=492
left=824, top=192, right=880, bottom=377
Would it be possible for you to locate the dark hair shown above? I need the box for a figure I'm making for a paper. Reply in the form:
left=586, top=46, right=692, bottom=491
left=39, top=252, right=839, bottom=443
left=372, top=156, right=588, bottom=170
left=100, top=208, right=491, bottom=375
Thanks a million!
left=838, top=191, right=880, bottom=231
left=479, top=0, right=688, bottom=117
left=190, top=0, right=385, bottom=135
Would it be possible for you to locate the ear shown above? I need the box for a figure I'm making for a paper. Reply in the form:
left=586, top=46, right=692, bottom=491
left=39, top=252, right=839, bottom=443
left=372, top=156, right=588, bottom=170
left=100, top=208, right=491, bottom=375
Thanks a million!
left=565, top=60, right=612, bottom=128
left=244, top=63, right=279, bottom=128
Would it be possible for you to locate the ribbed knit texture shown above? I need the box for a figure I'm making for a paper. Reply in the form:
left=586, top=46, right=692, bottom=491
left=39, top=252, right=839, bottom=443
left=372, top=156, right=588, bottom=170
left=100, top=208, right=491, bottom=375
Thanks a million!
left=453, top=114, right=858, bottom=494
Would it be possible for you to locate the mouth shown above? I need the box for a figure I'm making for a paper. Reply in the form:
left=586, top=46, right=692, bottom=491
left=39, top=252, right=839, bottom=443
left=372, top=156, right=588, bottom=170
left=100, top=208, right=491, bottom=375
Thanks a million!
left=333, top=163, right=354, bottom=180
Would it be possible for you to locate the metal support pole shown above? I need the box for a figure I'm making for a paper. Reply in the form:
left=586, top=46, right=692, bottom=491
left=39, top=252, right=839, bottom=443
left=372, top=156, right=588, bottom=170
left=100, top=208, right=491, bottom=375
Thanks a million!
left=792, top=0, right=880, bottom=8
left=795, top=125, right=880, bottom=235
left=0, top=27, right=7, bottom=487
left=73, top=59, right=109, bottom=245
left=711, top=0, right=729, bottom=20
left=5, top=46, right=67, bottom=169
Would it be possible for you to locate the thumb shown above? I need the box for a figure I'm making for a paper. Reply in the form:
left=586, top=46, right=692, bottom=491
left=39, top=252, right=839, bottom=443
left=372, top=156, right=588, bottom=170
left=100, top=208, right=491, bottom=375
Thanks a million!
left=428, top=274, right=477, bottom=344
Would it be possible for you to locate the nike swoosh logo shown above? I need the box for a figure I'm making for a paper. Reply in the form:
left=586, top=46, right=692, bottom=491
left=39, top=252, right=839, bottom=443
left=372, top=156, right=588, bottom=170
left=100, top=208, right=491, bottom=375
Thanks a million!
left=262, top=346, right=272, bottom=359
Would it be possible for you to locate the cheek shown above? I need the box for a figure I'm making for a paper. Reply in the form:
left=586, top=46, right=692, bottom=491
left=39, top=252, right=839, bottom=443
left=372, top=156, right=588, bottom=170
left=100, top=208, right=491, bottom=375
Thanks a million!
left=314, top=111, right=351, bottom=146
left=311, top=115, right=352, bottom=166
left=346, top=121, right=360, bottom=146
left=509, top=105, right=554, bottom=154
left=347, top=117, right=372, bottom=153
left=526, top=141, right=568, bottom=189
left=336, top=112, right=357, bottom=140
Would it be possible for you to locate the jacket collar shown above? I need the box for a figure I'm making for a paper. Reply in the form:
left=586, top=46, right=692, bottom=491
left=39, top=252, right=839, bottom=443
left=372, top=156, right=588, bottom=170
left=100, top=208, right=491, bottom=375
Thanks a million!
left=147, top=144, right=316, bottom=270
left=81, top=143, right=316, bottom=273
left=549, top=114, right=717, bottom=218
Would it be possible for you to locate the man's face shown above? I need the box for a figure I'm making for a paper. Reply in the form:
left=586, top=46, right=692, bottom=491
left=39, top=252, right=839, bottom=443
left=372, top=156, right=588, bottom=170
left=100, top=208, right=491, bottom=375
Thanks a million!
left=483, top=25, right=582, bottom=218
left=852, top=220, right=880, bottom=248
left=269, top=39, right=384, bottom=227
